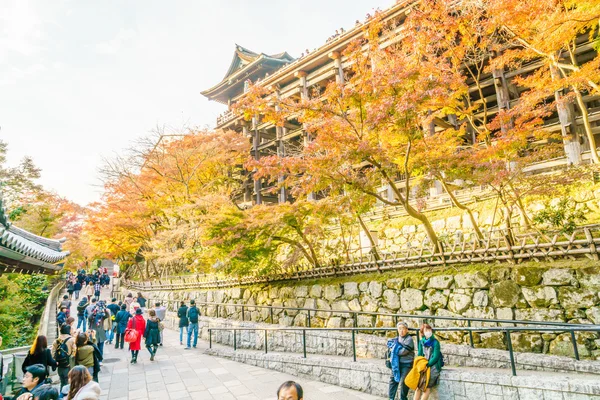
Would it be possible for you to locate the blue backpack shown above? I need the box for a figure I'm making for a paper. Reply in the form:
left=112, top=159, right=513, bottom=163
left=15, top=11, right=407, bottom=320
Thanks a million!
left=188, top=306, right=199, bottom=323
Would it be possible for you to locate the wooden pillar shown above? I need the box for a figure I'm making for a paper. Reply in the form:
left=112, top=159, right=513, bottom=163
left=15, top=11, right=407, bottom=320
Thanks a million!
left=491, top=67, right=515, bottom=134
left=251, top=116, right=262, bottom=205
left=329, top=51, right=344, bottom=84
left=550, top=64, right=582, bottom=165
left=275, top=100, right=287, bottom=204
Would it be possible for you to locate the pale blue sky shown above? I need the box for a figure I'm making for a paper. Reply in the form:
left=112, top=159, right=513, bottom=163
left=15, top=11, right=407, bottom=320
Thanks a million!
left=0, top=0, right=392, bottom=205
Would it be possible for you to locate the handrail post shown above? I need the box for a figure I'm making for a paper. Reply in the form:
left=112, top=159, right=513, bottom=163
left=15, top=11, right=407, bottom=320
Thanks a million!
left=216, top=304, right=220, bottom=319
left=303, top=329, right=307, bottom=358
left=264, top=330, right=268, bottom=354
left=570, top=330, right=580, bottom=361
left=242, top=305, right=245, bottom=321
left=234, top=330, right=237, bottom=351
left=467, top=320, right=474, bottom=348
left=505, top=330, right=516, bottom=376
left=270, top=307, right=274, bottom=324
left=352, top=329, right=357, bottom=362
left=209, top=329, right=212, bottom=349
left=307, top=310, right=311, bottom=328
left=353, top=312, right=357, bottom=327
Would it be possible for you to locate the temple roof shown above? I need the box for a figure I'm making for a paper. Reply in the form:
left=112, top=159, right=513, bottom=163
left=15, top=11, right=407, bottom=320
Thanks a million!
left=202, top=45, right=295, bottom=104
left=0, top=194, right=69, bottom=274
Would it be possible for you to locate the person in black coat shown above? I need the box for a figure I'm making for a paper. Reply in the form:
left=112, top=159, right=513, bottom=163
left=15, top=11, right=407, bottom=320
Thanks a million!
left=144, top=309, right=161, bottom=361
left=177, top=302, right=189, bottom=345
left=22, top=335, right=57, bottom=379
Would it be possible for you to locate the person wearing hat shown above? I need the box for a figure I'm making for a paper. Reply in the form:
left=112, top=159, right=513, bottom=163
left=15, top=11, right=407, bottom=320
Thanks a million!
left=126, top=308, right=146, bottom=364
left=185, top=300, right=200, bottom=349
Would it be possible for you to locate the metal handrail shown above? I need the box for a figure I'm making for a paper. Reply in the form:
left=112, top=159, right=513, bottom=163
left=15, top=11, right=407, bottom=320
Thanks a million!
left=206, top=325, right=600, bottom=376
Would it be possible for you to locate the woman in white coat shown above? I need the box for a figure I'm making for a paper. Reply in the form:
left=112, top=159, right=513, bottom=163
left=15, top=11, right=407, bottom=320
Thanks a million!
left=66, top=365, right=101, bottom=400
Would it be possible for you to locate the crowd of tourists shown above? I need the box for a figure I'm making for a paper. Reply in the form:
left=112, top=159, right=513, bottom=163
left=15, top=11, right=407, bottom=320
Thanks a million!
left=64, top=269, right=110, bottom=302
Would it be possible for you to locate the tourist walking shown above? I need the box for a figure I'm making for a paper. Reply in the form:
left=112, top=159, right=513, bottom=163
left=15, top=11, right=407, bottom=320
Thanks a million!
left=73, top=281, right=82, bottom=300
left=185, top=300, right=200, bottom=349
left=83, top=283, right=94, bottom=301
left=93, top=282, right=101, bottom=300
left=74, top=332, right=102, bottom=382
left=136, top=292, right=147, bottom=312
left=65, top=365, right=101, bottom=400
left=130, top=297, right=141, bottom=316
left=177, top=301, right=188, bottom=345
left=51, top=325, right=76, bottom=391
left=76, top=298, right=88, bottom=333
left=114, top=304, right=130, bottom=349
left=387, top=322, right=414, bottom=400
left=59, top=295, right=71, bottom=318
left=106, top=298, right=120, bottom=345
left=67, top=282, right=74, bottom=300
left=124, top=293, right=134, bottom=312
left=144, top=309, right=161, bottom=361
left=22, top=335, right=57, bottom=379
left=126, top=308, right=146, bottom=364
left=88, top=300, right=110, bottom=357
left=412, top=324, right=443, bottom=400
left=56, top=307, right=68, bottom=328
left=153, top=302, right=166, bottom=345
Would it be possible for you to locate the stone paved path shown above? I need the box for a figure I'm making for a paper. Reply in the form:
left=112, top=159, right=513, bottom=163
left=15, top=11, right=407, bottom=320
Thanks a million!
left=71, top=287, right=383, bottom=400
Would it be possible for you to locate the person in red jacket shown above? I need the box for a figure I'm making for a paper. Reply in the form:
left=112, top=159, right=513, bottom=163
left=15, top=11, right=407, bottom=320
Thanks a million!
left=126, top=308, right=146, bottom=364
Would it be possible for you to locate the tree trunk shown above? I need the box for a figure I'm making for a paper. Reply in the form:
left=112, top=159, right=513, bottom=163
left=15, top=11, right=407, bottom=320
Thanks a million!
left=438, top=179, right=484, bottom=241
left=356, top=213, right=381, bottom=261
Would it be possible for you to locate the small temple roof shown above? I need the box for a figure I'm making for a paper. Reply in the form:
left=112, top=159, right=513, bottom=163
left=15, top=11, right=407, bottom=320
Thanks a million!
left=202, top=45, right=295, bottom=104
left=0, top=194, right=69, bottom=274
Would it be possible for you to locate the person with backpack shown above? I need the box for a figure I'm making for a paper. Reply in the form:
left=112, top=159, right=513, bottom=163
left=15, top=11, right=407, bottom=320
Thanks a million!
left=143, top=309, right=161, bottom=361
left=412, top=324, right=443, bottom=400
left=51, top=325, right=76, bottom=390
left=74, top=332, right=102, bottom=383
left=67, top=282, right=74, bottom=300
left=153, top=302, right=166, bottom=346
left=136, top=292, right=147, bottom=312
left=106, top=298, right=120, bottom=345
left=76, top=298, right=88, bottom=333
left=88, top=301, right=110, bottom=358
left=56, top=308, right=68, bottom=328
left=185, top=300, right=200, bottom=349
left=177, top=301, right=188, bottom=346
left=114, top=304, right=130, bottom=350
left=386, top=321, right=414, bottom=400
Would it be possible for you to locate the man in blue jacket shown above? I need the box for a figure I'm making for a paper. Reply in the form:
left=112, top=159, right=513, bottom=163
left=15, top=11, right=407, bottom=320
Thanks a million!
left=387, top=321, right=415, bottom=400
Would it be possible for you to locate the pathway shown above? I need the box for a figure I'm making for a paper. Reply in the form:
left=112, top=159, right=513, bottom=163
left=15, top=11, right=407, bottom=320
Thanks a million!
left=70, top=287, right=383, bottom=400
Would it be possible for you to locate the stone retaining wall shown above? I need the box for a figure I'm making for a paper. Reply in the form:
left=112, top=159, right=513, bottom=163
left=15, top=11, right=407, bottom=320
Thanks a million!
left=125, top=262, right=600, bottom=359
left=205, top=346, right=600, bottom=400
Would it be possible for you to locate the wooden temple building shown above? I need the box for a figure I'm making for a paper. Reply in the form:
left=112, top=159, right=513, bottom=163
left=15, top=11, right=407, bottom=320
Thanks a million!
left=0, top=195, right=69, bottom=275
left=202, top=1, right=600, bottom=208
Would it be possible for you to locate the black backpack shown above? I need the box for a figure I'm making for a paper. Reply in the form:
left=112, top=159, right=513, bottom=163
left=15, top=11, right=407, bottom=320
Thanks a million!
left=55, top=337, right=72, bottom=368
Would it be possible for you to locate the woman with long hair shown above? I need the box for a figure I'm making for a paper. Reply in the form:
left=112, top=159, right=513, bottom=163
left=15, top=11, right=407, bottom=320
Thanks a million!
left=21, top=335, right=57, bottom=378
left=144, top=309, right=160, bottom=361
left=126, top=308, right=146, bottom=364
left=66, top=365, right=101, bottom=400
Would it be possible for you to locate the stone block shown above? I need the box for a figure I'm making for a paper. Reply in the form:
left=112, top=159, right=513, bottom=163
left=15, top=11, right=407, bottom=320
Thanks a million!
left=369, top=281, right=383, bottom=298
left=409, top=276, right=430, bottom=290
left=428, top=275, right=454, bottom=289
left=512, top=266, right=544, bottom=286
left=326, top=317, right=344, bottom=328
left=577, top=266, right=600, bottom=289
left=269, top=287, right=279, bottom=299
left=343, top=282, right=359, bottom=299
left=490, top=281, right=521, bottom=308
left=348, top=298, right=362, bottom=312
left=479, top=332, right=506, bottom=350
left=424, top=289, right=449, bottom=310
left=324, top=285, right=342, bottom=301
left=331, top=300, right=351, bottom=317
left=455, top=271, right=489, bottom=289
left=360, top=294, right=379, bottom=312
left=387, top=278, right=405, bottom=290
left=490, top=267, right=510, bottom=282
left=279, top=287, right=294, bottom=299
left=521, top=286, right=558, bottom=308
left=359, top=281, right=369, bottom=293
left=316, top=299, right=332, bottom=319
left=294, top=286, right=309, bottom=298
left=401, top=288, right=425, bottom=311
left=303, top=298, right=316, bottom=310
left=382, top=289, right=400, bottom=310
left=515, top=308, right=565, bottom=323
left=464, top=382, right=485, bottom=400
left=557, top=287, right=598, bottom=309
left=338, top=368, right=371, bottom=391
left=517, top=388, right=545, bottom=400
left=586, top=306, right=600, bottom=324
left=448, top=293, right=472, bottom=314
left=464, top=307, right=495, bottom=326
left=357, top=314, right=375, bottom=327
left=230, top=287, right=244, bottom=299
left=542, top=269, right=576, bottom=286
left=511, top=332, right=543, bottom=353
left=472, top=290, right=489, bottom=307
left=309, top=284, right=322, bottom=298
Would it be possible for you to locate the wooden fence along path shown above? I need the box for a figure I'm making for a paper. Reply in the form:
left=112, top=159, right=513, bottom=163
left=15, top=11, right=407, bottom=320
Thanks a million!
left=122, top=225, right=600, bottom=291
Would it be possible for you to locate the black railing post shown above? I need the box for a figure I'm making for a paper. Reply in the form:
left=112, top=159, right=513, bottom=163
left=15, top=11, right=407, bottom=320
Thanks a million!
left=209, top=329, right=212, bottom=349
left=570, top=330, right=580, bottom=361
left=307, top=310, right=311, bottom=328
left=216, top=304, right=220, bottom=319
left=353, top=312, right=357, bottom=327
left=352, top=329, right=357, bottom=362
left=505, top=330, right=516, bottom=376
left=303, top=329, right=307, bottom=358
left=242, top=305, right=245, bottom=321
left=264, top=330, right=268, bottom=354
left=233, top=330, right=237, bottom=351
left=270, top=307, right=274, bottom=324
left=467, top=320, right=474, bottom=348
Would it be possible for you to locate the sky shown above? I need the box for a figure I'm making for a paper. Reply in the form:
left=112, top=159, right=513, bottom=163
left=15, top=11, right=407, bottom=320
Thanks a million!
left=0, top=0, right=393, bottom=206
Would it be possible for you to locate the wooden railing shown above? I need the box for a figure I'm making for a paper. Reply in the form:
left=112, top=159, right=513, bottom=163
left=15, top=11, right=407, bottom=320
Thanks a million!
left=122, top=225, right=600, bottom=291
